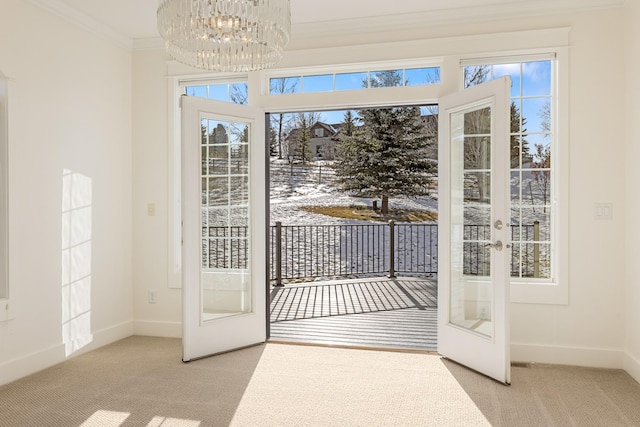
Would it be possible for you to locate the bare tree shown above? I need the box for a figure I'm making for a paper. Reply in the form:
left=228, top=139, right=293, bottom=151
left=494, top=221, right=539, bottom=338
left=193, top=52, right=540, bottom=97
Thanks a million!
left=230, top=83, right=248, bottom=105
left=463, top=108, right=492, bottom=202
left=286, top=111, right=324, bottom=164
left=539, top=100, right=551, bottom=134
left=225, top=83, right=250, bottom=143
left=531, top=143, right=551, bottom=212
left=534, top=100, right=552, bottom=212
left=464, top=65, right=490, bottom=88
left=297, top=115, right=311, bottom=165
left=270, top=78, right=298, bottom=158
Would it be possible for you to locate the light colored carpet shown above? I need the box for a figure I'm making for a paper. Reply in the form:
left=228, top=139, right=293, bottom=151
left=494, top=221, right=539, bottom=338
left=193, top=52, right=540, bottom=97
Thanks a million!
left=1, top=336, right=639, bottom=427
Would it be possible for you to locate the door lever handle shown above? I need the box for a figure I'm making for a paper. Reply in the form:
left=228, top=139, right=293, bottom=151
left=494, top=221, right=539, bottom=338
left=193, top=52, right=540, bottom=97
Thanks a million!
left=484, top=240, right=503, bottom=251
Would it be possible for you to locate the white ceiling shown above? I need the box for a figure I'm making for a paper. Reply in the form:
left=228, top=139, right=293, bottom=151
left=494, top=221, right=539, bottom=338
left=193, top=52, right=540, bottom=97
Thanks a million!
left=27, top=0, right=625, bottom=49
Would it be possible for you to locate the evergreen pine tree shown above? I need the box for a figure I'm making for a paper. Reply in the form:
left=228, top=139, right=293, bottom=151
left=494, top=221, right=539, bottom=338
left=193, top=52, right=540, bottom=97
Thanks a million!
left=334, top=106, right=434, bottom=214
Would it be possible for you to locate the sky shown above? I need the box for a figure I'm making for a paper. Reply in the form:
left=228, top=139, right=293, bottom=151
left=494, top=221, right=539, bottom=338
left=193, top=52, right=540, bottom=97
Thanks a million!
left=184, top=60, right=552, bottom=141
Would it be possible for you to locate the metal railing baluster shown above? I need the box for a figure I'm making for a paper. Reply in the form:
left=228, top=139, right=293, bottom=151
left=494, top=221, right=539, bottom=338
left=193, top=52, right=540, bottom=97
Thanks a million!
left=201, top=222, right=540, bottom=283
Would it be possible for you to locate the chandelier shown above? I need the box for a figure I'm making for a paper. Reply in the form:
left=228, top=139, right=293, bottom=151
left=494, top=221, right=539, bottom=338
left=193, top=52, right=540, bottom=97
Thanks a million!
left=157, top=0, right=291, bottom=72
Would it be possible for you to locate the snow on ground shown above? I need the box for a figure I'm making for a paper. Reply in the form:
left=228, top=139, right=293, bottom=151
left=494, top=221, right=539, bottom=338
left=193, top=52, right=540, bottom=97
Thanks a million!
left=265, top=159, right=549, bottom=281
left=267, top=160, right=440, bottom=283
left=269, top=159, right=438, bottom=225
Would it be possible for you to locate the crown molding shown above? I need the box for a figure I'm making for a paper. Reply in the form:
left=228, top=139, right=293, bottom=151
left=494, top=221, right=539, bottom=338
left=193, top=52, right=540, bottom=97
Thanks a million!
left=26, top=0, right=133, bottom=51
left=133, top=37, right=165, bottom=52
left=291, top=0, right=625, bottom=41
left=25, top=0, right=624, bottom=52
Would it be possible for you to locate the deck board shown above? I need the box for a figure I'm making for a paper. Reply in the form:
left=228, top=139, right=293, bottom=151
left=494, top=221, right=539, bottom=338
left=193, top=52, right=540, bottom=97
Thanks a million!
left=269, top=277, right=437, bottom=351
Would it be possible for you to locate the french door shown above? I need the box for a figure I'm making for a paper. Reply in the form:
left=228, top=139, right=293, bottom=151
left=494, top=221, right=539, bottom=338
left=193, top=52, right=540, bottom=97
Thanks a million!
left=438, top=77, right=512, bottom=384
left=181, top=95, right=266, bottom=361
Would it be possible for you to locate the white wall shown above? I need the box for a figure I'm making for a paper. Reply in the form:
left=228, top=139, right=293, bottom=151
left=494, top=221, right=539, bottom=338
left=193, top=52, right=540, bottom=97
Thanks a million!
left=132, top=6, right=633, bottom=372
left=132, top=49, right=182, bottom=337
left=0, top=0, right=133, bottom=386
left=510, top=9, right=627, bottom=368
left=624, top=1, right=640, bottom=383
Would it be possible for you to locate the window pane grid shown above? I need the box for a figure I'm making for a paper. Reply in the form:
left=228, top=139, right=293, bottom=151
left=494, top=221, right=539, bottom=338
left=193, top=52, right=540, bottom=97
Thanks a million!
left=464, top=59, right=554, bottom=280
left=201, top=117, right=250, bottom=270
left=183, top=82, right=248, bottom=104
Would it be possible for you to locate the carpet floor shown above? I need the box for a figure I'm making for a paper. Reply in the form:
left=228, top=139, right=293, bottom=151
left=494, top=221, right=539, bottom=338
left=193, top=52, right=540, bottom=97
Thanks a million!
left=1, top=336, right=639, bottom=426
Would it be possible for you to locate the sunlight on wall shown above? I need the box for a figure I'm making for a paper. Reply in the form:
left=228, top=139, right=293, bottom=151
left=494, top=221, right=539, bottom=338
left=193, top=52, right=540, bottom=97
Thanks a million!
left=61, top=169, right=93, bottom=357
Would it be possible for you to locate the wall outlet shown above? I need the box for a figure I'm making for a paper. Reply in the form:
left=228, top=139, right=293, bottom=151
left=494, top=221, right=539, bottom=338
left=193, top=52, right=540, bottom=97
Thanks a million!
left=148, top=290, right=157, bottom=304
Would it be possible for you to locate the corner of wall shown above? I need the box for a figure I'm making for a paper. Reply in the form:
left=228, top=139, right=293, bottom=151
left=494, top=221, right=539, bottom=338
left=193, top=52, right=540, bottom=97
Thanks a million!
left=0, top=321, right=133, bottom=387
left=133, top=320, right=181, bottom=338
left=623, top=0, right=640, bottom=385
left=624, top=351, right=640, bottom=384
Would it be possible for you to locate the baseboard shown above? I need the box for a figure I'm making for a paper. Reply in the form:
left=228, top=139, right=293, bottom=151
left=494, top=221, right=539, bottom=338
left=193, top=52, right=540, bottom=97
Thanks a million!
left=133, top=320, right=182, bottom=338
left=623, top=351, right=640, bottom=384
left=0, top=342, right=64, bottom=386
left=71, top=320, right=134, bottom=357
left=511, top=342, right=624, bottom=369
left=0, top=321, right=133, bottom=387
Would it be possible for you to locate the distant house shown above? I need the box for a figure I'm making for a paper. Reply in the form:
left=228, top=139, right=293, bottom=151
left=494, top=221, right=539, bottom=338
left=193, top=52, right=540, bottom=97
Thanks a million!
left=284, top=114, right=438, bottom=162
left=285, top=121, right=341, bottom=161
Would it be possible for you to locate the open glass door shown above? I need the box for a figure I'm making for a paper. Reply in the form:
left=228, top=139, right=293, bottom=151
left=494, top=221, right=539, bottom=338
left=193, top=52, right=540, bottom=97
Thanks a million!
left=438, top=77, right=511, bottom=384
left=181, top=95, right=266, bottom=361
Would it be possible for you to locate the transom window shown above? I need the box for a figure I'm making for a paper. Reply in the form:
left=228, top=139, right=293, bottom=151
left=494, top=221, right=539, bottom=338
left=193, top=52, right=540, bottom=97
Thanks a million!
left=171, top=47, right=566, bottom=303
left=183, top=81, right=248, bottom=104
left=463, top=58, right=555, bottom=281
left=269, top=67, right=440, bottom=95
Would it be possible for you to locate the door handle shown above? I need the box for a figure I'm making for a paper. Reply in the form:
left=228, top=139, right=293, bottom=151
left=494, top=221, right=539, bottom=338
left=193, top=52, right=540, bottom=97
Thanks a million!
left=484, top=240, right=503, bottom=251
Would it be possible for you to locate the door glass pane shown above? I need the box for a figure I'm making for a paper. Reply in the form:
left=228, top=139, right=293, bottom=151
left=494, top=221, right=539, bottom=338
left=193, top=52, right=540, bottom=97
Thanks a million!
left=200, top=117, right=251, bottom=322
left=450, top=105, right=493, bottom=338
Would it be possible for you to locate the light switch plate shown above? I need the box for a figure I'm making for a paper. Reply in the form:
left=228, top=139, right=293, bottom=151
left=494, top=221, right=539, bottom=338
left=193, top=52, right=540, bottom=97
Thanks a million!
left=594, top=203, right=613, bottom=220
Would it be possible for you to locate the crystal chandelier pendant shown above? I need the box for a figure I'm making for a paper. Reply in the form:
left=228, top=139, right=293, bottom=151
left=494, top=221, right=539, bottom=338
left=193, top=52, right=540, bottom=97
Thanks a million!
left=157, top=0, right=291, bottom=72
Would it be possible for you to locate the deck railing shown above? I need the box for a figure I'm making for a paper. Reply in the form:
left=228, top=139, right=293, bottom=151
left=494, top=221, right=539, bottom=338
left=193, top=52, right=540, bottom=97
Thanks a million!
left=270, top=221, right=438, bottom=284
left=203, top=222, right=540, bottom=285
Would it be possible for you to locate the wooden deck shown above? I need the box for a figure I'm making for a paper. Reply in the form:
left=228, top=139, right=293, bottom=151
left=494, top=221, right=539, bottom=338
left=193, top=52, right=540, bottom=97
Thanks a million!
left=269, top=277, right=438, bottom=351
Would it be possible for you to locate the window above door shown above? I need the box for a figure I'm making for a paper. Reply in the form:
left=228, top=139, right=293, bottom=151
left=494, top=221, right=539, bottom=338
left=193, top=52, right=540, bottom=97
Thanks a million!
left=167, top=39, right=569, bottom=305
